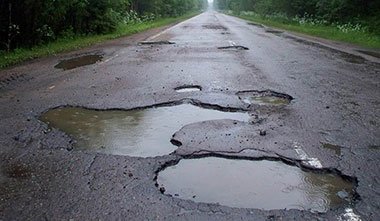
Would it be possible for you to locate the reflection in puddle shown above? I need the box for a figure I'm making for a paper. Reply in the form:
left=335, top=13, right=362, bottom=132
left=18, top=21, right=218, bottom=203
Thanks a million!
left=55, top=55, right=103, bottom=70
left=322, top=143, right=343, bottom=156
left=40, top=104, right=249, bottom=157
left=238, top=91, right=292, bottom=106
left=175, top=85, right=202, bottom=93
left=157, top=158, right=356, bottom=212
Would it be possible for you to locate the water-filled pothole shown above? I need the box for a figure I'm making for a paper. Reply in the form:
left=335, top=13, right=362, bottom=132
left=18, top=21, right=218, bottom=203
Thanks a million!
left=55, top=55, right=103, bottom=70
left=139, top=41, right=175, bottom=45
left=218, top=46, right=249, bottom=51
left=175, top=85, right=202, bottom=93
left=40, top=104, right=250, bottom=157
left=237, top=90, right=293, bottom=106
left=157, top=157, right=357, bottom=212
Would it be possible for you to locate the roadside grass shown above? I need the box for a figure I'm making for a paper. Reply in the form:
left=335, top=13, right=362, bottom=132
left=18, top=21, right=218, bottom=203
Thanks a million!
left=236, top=14, right=380, bottom=49
left=0, top=12, right=199, bottom=69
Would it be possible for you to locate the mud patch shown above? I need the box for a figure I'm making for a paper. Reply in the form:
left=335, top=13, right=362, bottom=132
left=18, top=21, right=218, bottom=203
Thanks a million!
left=356, top=50, right=380, bottom=59
left=40, top=103, right=250, bottom=157
left=218, top=46, right=249, bottom=51
left=202, top=25, right=228, bottom=31
left=139, top=41, right=175, bottom=45
left=237, top=90, right=293, bottom=106
left=322, top=143, right=343, bottom=156
left=55, top=55, right=103, bottom=70
left=175, top=85, right=202, bottom=93
left=157, top=157, right=357, bottom=212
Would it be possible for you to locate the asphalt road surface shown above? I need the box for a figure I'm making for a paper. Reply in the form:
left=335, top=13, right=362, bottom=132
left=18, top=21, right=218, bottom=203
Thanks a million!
left=1, top=11, right=379, bottom=220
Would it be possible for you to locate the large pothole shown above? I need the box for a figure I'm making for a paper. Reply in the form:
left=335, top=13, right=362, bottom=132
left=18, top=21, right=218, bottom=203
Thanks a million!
left=157, top=157, right=357, bottom=212
left=175, top=85, right=202, bottom=93
left=40, top=103, right=250, bottom=157
left=55, top=54, right=103, bottom=70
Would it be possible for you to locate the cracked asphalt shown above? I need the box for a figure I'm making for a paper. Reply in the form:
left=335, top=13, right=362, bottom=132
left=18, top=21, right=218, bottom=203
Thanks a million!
left=0, top=11, right=379, bottom=220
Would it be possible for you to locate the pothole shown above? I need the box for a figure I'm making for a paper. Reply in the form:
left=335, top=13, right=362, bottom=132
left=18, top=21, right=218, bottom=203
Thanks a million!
left=157, top=157, right=357, bottom=212
left=265, top=29, right=284, bottom=34
left=40, top=103, right=250, bottom=157
left=237, top=90, right=293, bottom=106
left=4, top=164, right=32, bottom=179
left=139, top=41, right=175, bottom=45
left=322, top=143, right=343, bottom=156
left=218, top=46, right=249, bottom=51
left=339, top=53, right=365, bottom=64
left=247, top=22, right=264, bottom=28
left=202, top=25, right=228, bottom=31
left=175, top=85, right=202, bottom=93
left=369, top=145, right=380, bottom=150
left=356, top=50, right=380, bottom=59
left=55, top=55, right=103, bottom=70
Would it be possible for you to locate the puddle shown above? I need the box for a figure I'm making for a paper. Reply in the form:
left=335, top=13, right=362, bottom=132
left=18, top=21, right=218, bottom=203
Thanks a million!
left=175, top=85, right=202, bottom=93
left=356, top=50, right=380, bottom=59
left=139, top=41, right=175, bottom=45
left=55, top=55, right=103, bottom=70
left=322, top=143, right=343, bottom=156
left=218, top=46, right=249, bottom=51
left=237, top=90, right=293, bottom=106
left=203, top=25, right=228, bottom=30
left=40, top=104, right=250, bottom=157
left=157, top=157, right=357, bottom=212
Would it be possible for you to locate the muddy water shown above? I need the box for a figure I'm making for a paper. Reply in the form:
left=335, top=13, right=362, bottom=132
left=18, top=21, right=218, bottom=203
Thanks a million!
left=55, top=55, right=103, bottom=70
left=158, top=158, right=356, bottom=212
left=40, top=104, right=249, bottom=157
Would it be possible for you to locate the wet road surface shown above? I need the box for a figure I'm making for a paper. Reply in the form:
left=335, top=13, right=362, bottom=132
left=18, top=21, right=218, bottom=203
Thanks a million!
left=0, top=11, right=379, bottom=220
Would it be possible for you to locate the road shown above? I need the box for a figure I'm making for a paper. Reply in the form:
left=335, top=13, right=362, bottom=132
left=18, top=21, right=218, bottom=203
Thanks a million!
left=1, top=11, right=379, bottom=220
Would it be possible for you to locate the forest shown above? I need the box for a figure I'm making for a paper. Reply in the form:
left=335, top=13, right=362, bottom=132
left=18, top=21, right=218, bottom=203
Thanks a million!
left=0, top=0, right=207, bottom=51
left=214, top=0, right=380, bottom=35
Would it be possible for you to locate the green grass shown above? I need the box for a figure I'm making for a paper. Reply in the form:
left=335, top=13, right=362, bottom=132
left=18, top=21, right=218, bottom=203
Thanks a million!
left=237, top=14, right=380, bottom=49
left=0, top=12, right=199, bottom=69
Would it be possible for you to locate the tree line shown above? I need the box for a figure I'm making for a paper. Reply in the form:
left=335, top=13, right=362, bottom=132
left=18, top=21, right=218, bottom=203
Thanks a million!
left=214, top=0, right=380, bottom=34
left=0, top=0, right=207, bottom=51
